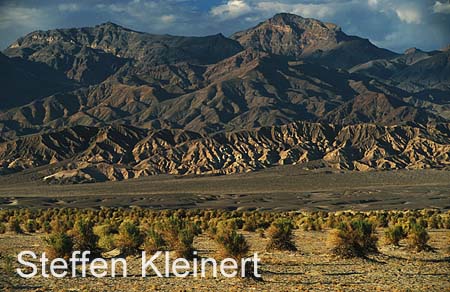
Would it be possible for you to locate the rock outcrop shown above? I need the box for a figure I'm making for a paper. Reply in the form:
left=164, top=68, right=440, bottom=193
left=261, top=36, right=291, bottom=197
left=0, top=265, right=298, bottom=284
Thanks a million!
left=1, top=122, right=450, bottom=183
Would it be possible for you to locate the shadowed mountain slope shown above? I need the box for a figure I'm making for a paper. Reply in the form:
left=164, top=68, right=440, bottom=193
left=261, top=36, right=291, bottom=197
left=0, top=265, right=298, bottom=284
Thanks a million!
left=0, top=49, right=440, bottom=139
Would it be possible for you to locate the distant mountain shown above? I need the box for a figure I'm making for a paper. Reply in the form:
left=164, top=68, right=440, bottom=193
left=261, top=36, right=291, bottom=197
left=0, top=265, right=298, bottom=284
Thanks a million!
left=2, top=122, right=450, bottom=184
left=4, top=22, right=243, bottom=85
left=1, top=13, right=450, bottom=183
left=350, top=47, right=446, bottom=89
left=231, top=13, right=397, bottom=69
left=0, top=48, right=440, bottom=139
left=392, top=49, right=450, bottom=92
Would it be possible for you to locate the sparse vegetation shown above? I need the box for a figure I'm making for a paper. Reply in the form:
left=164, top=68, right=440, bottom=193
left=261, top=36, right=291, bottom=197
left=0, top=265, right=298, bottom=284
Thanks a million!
left=407, top=223, right=431, bottom=252
left=0, top=208, right=447, bottom=262
left=144, top=228, right=166, bottom=253
left=266, top=218, right=297, bottom=251
left=216, top=222, right=249, bottom=261
left=115, top=221, right=143, bottom=256
left=8, top=218, right=22, bottom=234
left=70, top=219, right=99, bottom=253
left=94, top=224, right=116, bottom=251
left=330, top=219, right=378, bottom=258
left=0, top=207, right=449, bottom=290
left=385, top=225, right=406, bottom=246
left=44, top=232, right=74, bottom=259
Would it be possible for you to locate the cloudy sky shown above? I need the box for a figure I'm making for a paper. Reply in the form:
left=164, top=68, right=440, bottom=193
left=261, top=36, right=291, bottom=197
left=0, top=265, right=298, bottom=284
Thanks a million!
left=0, top=0, right=449, bottom=52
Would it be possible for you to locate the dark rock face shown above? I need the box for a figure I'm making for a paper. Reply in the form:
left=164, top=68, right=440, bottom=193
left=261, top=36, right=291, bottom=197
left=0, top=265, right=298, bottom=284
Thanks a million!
left=0, top=52, right=76, bottom=110
left=1, top=13, right=449, bottom=183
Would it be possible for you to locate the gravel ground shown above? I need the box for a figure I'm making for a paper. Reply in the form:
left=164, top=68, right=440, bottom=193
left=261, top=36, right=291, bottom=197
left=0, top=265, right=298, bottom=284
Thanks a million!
left=1, top=228, right=449, bottom=291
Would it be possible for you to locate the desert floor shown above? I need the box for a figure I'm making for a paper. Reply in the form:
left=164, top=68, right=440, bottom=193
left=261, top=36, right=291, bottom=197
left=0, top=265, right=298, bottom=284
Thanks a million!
left=1, top=228, right=449, bottom=292
left=1, top=168, right=450, bottom=210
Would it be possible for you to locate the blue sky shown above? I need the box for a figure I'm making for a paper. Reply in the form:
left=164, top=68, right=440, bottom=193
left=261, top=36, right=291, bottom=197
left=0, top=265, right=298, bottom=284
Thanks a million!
left=1, top=0, right=449, bottom=52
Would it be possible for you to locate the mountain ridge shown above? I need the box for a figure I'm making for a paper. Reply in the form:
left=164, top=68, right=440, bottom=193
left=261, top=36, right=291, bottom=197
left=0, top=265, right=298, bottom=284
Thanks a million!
left=1, top=13, right=450, bottom=183
left=2, top=121, right=450, bottom=184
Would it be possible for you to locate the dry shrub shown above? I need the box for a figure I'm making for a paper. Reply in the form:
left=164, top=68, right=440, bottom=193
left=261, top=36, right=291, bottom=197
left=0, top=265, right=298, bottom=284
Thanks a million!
left=94, top=224, right=116, bottom=251
left=24, top=220, right=36, bottom=233
left=266, top=218, right=297, bottom=251
left=0, top=223, right=6, bottom=234
left=301, top=217, right=322, bottom=231
left=7, top=218, right=22, bottom=234
left=44, top=232, right=74, bottom=259
left=175, top=228, right=195, bottom=259
left=216, top=222, right=249, bottom=261
left=144, top=228, right=166, bottom=253
left=70, top=219, right=99, bottom=253
left=330, top=219, right=378, bottom=258
left=407, top=224, right=431, bottom=252
left=115, top=221, right=143, bottom=256
left=384, top=225, right=406, bottom=246
left=41, top=221, right=52, bottom=234
left=160, top=217, right=197, bottom=259
left=242, top=216, right=258, bottom=232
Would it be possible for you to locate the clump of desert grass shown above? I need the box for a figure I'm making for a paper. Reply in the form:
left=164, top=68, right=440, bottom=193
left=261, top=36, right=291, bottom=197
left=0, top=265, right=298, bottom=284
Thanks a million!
left=407, top=223, right=431, bottom=252
left=114, top=220, right=143, bottom=256
left=143, top=228, right=166, bottom=253
left=93, top=223, right=116, bottom=251
left=0, top=222, right=6, bottom=234
left=300, top=216, right=322, bottom=231
left=44, top=232, right=74, bottom=259
left=242, top=216, right=258, bottom=232
left=7, top=218, right=22, bottom=234
left=215, top=221, right=249, bottom=261
left=384, top=224, right=406, bottom=246
left=70, top=219, right=99, bottom=254
left=330, top=218, right=378, bottom=258
left=159, top=216, right=199, bottom=259
left=266, top=218, right=297, bottom=251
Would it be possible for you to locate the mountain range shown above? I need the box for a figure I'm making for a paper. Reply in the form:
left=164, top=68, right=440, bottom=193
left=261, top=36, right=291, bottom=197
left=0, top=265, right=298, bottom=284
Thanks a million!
left=1, top=13, right=450, bottom=183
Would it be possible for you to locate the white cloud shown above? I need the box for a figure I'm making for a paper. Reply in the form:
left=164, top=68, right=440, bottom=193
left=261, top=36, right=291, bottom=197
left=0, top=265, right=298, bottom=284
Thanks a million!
left=161, top=15, right=176, bottom=24
left=58, top=3, right=80, bottom=12
left=368, top=0, right=379, bottom=8
left=0, top=6, right=50, bottom=29
left=256, top=2, right=334, bottom=19
left=210, top=0, right=252, bottom=20
left=210, top=1, right=335, bottom=21
left=433, top=1, right=450, bottom=14
left=395, top=7, right=422, bottom=24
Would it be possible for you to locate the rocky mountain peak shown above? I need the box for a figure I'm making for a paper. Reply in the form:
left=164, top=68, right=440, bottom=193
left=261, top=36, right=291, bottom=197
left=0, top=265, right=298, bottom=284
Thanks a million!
left=270, top=13, right=341, bottom=32
left=231, top=13, right=394, bottom=68
left=97, top=21, right=122, bottom=28
left=94, top=21, right=134, bottom=33
left=404, top=47, right=423, bottom=55
left=231, top=13, right=340, bottom=57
